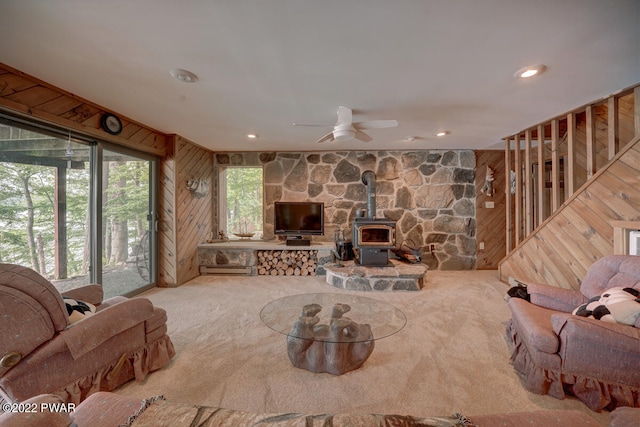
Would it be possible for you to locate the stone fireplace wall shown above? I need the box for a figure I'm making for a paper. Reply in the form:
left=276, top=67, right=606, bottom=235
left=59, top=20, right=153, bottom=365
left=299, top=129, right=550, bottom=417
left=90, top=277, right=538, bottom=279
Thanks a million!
left=214, top=150, right=476, bottom=270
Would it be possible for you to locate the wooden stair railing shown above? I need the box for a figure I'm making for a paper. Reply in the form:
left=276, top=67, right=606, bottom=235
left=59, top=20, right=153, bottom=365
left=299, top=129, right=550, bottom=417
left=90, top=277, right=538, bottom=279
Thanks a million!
left=498, top=82, right=639, bottom=289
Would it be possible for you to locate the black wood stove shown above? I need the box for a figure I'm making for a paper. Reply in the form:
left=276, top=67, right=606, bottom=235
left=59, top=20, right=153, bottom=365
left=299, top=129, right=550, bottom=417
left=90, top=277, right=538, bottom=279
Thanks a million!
left=351, top=170, right=397, bottom=266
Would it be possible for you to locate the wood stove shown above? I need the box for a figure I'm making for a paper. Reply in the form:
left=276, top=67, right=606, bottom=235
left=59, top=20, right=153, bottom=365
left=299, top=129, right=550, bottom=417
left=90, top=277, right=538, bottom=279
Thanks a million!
left=352, top=218, right=396, bottom=266
left=351, top=170, right=397, bottom=266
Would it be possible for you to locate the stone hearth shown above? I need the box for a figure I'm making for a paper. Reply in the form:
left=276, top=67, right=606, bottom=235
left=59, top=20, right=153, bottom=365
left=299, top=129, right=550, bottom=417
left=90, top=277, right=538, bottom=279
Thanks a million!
left=325, top=259, right=427, bottom=291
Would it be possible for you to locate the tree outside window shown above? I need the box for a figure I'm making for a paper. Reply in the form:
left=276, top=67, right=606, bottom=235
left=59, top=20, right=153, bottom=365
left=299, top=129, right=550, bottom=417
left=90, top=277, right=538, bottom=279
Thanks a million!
left=220, top=167, right=263, bottom=238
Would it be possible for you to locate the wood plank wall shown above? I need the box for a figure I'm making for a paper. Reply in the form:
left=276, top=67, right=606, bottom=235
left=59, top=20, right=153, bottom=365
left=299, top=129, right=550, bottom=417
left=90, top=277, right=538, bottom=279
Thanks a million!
left=158, top=140, right=177, bottom=286
left=475, top=150, right=506, bottom=269
left=499, top=135, right=640, bottom=289
left=0, top=63, right=166, bottom=156
left=172, top=135, right=213, bottom=285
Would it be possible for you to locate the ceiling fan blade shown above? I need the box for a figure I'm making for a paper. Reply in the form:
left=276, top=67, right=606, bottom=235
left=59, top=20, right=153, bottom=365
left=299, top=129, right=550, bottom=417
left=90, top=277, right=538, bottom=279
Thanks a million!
left=316, top=131, right=335, bottom=143
left=354, top=130, right=372, bottom=142
left=336, top=106, right=352, bottom=125
left=354, top=119, right=399, bottom=129
left=292, top=123, right=330, bottom=127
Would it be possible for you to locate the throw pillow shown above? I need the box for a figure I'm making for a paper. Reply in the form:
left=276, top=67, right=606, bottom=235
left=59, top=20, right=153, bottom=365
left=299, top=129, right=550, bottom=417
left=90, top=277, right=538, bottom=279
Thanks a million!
left=572, top=287, right=640, bottom=326
left=63, top=296, right=96, bottom=324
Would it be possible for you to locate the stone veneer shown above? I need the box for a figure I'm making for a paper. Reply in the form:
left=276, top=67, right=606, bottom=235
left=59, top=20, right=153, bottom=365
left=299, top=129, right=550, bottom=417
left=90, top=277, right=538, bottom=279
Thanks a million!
left=214, top=150, right=476, bottom=270
left=325, top=260, right=427, bottom=291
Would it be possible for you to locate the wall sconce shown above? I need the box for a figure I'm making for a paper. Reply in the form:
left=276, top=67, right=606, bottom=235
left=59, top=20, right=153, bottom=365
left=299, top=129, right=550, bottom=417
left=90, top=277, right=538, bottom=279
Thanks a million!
left=187, top=179, right=209, bottom=197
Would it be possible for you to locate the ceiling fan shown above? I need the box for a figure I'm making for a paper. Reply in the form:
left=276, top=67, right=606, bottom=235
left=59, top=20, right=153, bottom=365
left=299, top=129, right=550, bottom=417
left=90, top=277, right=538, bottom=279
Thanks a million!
left=294, top=106, right=398, bottom=143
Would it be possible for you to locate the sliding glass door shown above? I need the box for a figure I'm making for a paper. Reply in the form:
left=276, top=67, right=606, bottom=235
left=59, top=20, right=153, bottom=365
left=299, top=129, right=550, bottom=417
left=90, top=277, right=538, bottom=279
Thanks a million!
left=0, top=116, right=157, bottom=297
left=0, top=123, right=91, bottom=287
left=100, top=148, right=155, bottom=297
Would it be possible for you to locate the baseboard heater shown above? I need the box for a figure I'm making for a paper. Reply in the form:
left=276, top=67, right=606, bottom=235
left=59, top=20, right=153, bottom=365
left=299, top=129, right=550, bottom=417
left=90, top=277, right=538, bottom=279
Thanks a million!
left=199, top=266, right=255, bottom=275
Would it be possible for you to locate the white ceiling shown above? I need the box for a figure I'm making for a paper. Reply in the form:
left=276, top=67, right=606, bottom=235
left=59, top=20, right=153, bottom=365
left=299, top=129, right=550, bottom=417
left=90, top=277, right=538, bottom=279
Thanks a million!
left=1, top=0, right=638, bottom=152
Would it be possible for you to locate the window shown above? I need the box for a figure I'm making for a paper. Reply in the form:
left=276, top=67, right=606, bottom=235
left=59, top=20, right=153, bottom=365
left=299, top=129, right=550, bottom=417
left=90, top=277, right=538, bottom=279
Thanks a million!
left=0, top=122, right=90, bottom=282
left=218, top=166, right=263, bottom=239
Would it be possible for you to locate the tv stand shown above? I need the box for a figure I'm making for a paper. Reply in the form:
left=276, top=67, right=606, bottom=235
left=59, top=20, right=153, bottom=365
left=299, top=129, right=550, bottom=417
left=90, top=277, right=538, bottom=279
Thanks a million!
left=286, top=236, right=310, bottom=246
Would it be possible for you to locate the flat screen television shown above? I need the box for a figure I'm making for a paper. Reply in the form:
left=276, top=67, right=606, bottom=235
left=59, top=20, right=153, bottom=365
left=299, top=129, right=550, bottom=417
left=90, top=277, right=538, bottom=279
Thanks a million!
left=274, top=202, right=324, bottom=243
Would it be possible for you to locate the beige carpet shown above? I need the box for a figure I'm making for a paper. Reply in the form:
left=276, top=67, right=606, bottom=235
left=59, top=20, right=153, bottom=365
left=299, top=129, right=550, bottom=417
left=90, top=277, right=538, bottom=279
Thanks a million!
left=115, top=270, right=610, bottom=425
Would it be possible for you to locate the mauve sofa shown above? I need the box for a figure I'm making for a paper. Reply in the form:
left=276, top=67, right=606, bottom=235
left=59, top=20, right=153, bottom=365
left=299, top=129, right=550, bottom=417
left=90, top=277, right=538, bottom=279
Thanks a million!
left=0, top=263, right=175, bottom=405
left=4, top=392, right=637, bottom=427
left=506, top=255, right=640, bottom=412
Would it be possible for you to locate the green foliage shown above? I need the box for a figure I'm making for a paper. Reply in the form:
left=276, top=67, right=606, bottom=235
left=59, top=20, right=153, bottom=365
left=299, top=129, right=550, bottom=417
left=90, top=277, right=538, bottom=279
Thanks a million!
left=104, top=160, right=149, bottom=233
left=225, top=167, right=263, bottom=234
left=0, top=162, right=94, bottom=274
left=0, top=156, right=150, bottom=276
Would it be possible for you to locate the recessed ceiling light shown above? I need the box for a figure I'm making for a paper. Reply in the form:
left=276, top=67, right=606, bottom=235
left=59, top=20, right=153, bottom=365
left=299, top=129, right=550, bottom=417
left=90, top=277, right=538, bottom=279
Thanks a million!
left=436, top=131, right=449, bottom=137
left=247, top=134, right=258, bottom=139
left=405, top=136, right=416, bottom=142
left=514, top=64, right=547, bottom=79
left=170, top=68, right=198, bottom=83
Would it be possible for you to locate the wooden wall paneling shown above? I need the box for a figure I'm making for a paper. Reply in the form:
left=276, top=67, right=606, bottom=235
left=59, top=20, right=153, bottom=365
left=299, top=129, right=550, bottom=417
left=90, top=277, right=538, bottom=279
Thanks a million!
left=551, top=119, right=560, bottom=213
left=608, top=96, right=619, bottom=160
left=619, top=142, right=640, bottom=174
left=539, top=217, right=588, bottom=282
left=504, top=138, right=513, bottom=252
left=514, top=134, right=522, bottom=244
left=475, top=150, right=506, bottom=269
left=562, top=203, right=612, bottom=257
left=553, top=209, right=603, bottom=268
left=524, top=130, right=533, bottom=234
left=618, top=92, right=636, bottom=147
left=566, top=112, right=576, bottom=197
left=37, top=94, right=84, bottom=116
left=594, top=103, right=611, bottom=171
left=174, top=136, right=213, bottom=285
left=585, top=105, right=596, bottom=179
left=158, top=138, right=177, bottom=287
left=0, top=67, right=39, bottom=93
left=499, top=136, right=640, bottom=289
left=502, top=230, right=575, bottom=289
left=537, top=125, right=545, bottom=227
left=635, top=86, right=640, bottom=135
left=589, top=173, right=640, bottom=221
left=4, top=85, right=61, bottom=107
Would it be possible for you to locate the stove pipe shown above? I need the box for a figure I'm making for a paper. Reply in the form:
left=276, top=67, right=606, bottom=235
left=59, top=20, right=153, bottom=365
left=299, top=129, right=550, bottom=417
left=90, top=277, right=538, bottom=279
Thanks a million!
left=361, top=170, right=376, bottom=219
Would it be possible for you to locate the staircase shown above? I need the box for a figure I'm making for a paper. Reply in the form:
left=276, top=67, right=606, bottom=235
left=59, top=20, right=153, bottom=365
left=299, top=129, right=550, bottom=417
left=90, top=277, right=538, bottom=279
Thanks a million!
left=498, top=84, right=640, bottom=290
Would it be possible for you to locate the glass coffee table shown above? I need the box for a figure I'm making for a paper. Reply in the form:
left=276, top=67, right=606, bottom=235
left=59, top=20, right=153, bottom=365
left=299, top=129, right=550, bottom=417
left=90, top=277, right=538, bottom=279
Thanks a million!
left=260, top=293, right=406, bottom=375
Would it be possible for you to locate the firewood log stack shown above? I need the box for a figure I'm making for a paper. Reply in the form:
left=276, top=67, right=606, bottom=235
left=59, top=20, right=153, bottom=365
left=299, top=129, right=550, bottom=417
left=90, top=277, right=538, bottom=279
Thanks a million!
left=257, top=250, right=318, bottom=276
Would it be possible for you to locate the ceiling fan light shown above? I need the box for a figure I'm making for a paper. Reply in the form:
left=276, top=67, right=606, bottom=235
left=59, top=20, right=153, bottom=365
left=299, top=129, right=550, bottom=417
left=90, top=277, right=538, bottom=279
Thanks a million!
left=334, top=129, right=355, bottom=142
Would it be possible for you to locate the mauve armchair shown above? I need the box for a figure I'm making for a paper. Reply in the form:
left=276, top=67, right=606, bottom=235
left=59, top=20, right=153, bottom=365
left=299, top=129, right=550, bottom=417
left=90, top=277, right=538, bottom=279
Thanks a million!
left=506, top=255, right=640, bottom=411
left=0, top=263, right=175, bottom=405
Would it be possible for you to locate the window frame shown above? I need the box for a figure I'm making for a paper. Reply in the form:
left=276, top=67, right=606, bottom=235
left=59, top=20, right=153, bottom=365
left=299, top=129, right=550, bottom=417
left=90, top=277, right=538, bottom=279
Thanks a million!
left=217, top=165, right=264, bottom=240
